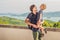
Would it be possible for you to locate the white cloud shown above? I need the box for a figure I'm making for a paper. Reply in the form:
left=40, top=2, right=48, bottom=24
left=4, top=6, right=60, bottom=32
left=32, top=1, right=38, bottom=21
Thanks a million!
left=0, top=0, right=60, bottom=13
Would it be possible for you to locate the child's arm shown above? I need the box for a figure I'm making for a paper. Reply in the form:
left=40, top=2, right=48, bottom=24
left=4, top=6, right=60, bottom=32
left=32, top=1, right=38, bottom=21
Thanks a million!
left=37, top=20, right=43, bottom=29
left=37, top=20, right=40, bottom=27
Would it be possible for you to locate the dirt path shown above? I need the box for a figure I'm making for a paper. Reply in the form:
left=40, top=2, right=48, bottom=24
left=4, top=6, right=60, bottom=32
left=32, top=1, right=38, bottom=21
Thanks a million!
left=0, top=28, right=60, bottom=40
left=0, top=28, right=34, bottom=40
left=42, top=31, right=60, bottom=40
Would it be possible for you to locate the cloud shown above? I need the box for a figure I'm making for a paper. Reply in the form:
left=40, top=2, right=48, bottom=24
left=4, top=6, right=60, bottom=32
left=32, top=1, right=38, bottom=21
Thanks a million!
left=0, top=0, right=60, bottom=13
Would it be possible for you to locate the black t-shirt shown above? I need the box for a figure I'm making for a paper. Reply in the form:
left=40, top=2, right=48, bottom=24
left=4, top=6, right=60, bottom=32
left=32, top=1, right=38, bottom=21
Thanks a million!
left=27, top=12, right=40, bottom=32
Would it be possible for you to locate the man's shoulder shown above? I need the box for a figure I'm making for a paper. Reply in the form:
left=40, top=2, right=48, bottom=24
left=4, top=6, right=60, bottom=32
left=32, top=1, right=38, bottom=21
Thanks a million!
left=28, top=13, right=32, bottom=16
left=27, top=13, right=32, bottom=18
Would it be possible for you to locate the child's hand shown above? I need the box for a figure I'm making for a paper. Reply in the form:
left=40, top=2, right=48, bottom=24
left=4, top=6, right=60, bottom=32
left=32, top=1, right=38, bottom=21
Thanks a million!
left=40, top=26, right=44, bottom=30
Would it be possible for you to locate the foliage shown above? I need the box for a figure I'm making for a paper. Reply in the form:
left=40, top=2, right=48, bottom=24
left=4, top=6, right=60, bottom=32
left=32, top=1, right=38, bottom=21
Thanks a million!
left=0, top=16, right=27, bottom=26
left=43, top=20, right=60, bottom=28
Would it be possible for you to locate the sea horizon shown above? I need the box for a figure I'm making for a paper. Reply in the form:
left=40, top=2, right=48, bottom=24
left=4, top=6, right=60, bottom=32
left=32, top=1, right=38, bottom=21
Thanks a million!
left=0, top=11, right=60, bottom=22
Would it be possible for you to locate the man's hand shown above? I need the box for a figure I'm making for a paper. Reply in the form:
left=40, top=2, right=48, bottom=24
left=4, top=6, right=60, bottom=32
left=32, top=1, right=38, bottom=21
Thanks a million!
left=32, top=24, right=39, bottom=28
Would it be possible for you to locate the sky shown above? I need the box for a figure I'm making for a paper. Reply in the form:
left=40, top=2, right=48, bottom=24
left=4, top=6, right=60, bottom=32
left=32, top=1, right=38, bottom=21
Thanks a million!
left=0, top=0, right=60, bottom=13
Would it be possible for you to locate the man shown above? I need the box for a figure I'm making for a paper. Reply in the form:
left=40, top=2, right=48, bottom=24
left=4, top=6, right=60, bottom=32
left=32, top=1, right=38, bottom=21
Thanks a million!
left=25, top=4, right=41, bottom=40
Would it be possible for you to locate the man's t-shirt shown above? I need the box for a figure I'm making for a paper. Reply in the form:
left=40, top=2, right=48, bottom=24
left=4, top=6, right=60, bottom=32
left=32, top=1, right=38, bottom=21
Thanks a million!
left=27, top=12, right=39, bottom=32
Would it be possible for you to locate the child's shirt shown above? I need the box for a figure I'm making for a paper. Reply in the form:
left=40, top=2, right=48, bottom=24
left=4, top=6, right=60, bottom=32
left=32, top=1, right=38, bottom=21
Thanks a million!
left=38, top=10, right=43, bottom=22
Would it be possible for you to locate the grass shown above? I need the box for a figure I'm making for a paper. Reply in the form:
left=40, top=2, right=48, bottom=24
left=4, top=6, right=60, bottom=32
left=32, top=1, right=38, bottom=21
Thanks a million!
left=0, top=16, right=27, bottom=27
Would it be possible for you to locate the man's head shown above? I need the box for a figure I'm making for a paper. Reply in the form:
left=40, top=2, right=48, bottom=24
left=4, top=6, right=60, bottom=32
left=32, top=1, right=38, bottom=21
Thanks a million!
left=30, top=4, right=37, bottom=13
left=40, top=4, right=46, bottom=10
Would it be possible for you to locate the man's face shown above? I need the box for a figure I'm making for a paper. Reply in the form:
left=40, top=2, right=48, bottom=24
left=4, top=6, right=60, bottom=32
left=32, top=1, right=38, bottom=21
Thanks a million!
left=32, top=6, right=37, bottom=13
left=40, top=4, right=46, bottom=10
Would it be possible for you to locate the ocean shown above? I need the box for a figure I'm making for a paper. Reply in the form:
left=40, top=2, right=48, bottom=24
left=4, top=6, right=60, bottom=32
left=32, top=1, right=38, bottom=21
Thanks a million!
left=0, top=11, right=60, bottom=22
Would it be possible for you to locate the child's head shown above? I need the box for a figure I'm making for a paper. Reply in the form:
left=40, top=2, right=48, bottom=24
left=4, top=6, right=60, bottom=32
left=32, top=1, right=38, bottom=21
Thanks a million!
left=30, top=4, right=37, bottom=12
left=40, top=4, right=46, bottom=10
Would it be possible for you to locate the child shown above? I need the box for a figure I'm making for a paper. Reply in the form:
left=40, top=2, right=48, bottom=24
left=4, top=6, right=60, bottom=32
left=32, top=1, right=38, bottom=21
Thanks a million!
left=37, top=4, right=46, bottom=37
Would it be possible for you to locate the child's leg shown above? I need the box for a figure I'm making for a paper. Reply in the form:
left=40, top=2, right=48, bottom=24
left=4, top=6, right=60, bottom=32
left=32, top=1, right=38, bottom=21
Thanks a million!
left=40, top=24, right=45, bottom=34
left=38, top=29, right=44, bottom=40
left=40, top=24, right=47, bottom=34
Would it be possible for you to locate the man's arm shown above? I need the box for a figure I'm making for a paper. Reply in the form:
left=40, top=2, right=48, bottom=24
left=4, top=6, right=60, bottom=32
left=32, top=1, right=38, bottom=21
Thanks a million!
left=25, top=18, right=32, bottom=26
left=25, top=18, right=38, bottom=28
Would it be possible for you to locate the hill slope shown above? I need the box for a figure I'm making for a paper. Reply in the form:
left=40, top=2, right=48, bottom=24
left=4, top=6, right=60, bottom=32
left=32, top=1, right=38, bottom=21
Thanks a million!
left=0, top=16, right=60, bottom=28
left=0, top=16, right=27, bottom=26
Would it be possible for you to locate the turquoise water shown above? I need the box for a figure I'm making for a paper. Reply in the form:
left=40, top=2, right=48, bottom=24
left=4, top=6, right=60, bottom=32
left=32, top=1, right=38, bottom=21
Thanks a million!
left=0, top=11, right=60, bottom=22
